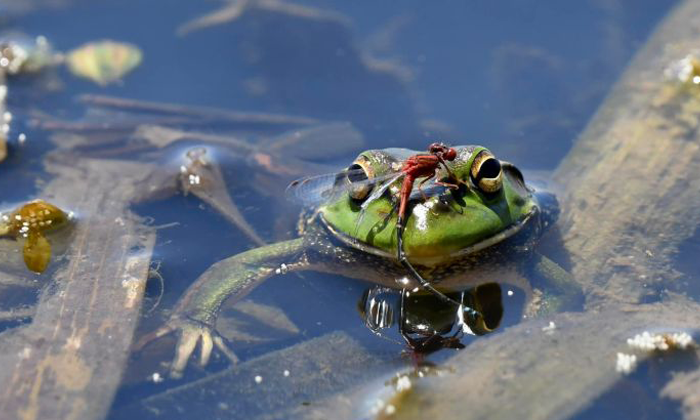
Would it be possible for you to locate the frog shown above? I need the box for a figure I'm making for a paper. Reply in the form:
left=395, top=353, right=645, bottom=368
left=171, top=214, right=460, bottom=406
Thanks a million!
left=139, top=145, right=583, bottom=377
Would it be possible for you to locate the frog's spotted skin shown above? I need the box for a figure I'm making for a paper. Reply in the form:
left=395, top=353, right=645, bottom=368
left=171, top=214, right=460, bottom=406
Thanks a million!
left=142, top=145, right=582, bottom=378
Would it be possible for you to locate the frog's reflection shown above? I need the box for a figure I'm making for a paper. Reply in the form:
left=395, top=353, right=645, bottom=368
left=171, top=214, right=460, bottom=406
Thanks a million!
left=358, top=283, right=503, bottom=355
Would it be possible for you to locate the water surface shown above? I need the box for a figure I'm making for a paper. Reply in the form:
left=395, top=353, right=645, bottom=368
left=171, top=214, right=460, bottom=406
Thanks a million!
left=0, top=1, right=685, bottom=419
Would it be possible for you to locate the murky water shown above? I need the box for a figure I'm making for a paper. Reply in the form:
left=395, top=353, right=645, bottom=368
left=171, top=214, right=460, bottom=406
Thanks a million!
left=0, top=1, right=689, bottom=419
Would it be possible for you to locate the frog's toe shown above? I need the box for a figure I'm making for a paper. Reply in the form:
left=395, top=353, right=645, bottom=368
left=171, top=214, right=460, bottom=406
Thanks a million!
left=213, top=335, right=239, bottom=364
left=134, top=316, right=237, bottom=378
left=199, top=332, right=214, bottom=366
left=168, top=319, right=239, bottom=378
left=170, top=323, right=203, bottom=378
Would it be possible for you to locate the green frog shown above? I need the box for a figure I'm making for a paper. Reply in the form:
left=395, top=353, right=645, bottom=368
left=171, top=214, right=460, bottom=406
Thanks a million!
left=140, top=145, right=582, bottom=377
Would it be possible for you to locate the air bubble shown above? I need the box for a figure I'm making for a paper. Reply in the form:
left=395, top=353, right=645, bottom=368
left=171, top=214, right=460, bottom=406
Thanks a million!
left=275, top=263, right=289, bottom=275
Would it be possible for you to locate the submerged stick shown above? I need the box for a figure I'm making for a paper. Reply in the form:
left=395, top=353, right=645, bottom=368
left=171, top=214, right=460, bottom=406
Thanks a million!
left=78, top=94, right=319, bottom=126
left=0, top=156, right=158, bottom=420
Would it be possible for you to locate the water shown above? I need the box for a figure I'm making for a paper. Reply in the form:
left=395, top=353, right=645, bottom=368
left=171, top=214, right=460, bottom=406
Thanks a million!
left=0, top=1, right=690, bottom=419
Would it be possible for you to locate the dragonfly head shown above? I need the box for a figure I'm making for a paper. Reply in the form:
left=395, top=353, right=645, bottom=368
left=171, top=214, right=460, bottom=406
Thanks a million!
left=428, top=142, right=457, bottom=161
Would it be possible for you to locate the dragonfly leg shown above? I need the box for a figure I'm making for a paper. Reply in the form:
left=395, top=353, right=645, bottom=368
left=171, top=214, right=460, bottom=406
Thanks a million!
left=395, top=221, right=481, bottom=322
left=417, top=174, right=436, bottom=202
left=436, top=157, right=468, bottom=188
left=435, top=180, right=460, bottom=189
left=437, top=157, right=458, bottom=181
left=417, top=173, right=445, bottom=217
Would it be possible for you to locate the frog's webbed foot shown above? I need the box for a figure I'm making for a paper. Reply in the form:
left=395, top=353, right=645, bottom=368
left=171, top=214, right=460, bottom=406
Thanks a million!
left=135, top=316, right=239, bottom=379
left=169, top=318, right=239, bottom=378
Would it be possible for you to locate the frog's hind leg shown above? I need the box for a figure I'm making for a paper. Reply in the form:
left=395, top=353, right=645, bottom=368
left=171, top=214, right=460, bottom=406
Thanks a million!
left=527, top=252, right=584, bottom=316
left=136, top=237, right=309, bottom=377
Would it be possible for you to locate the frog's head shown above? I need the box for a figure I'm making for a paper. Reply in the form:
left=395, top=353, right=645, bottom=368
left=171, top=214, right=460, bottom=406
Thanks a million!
left=319, top=145, right=556, bottom=266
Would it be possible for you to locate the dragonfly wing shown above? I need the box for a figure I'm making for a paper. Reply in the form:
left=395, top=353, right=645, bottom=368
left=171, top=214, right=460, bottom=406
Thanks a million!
left=407, top=179, right=447, bottom=200
left=361, top=173, right=403, bottom=210
left=353, top=172, right=403, bottom=241
left=285, top=172, right=344, bottom=206
left=286, top=169, right=403, bottom=207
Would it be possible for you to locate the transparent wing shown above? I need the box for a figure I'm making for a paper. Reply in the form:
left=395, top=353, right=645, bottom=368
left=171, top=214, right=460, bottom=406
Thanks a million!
left=360, top=172, right=403, bottom=210
left=407, top=181, right=448, bottom=200
left=285, top=171, right=347, bottom=206
left=285, top=168, right=403, bottom=207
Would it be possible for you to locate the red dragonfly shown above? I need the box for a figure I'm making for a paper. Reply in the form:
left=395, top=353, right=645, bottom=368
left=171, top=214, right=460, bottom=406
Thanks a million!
left=395, top=142, right=459, bottom=230
left=287, top=143, right=481, bottom=319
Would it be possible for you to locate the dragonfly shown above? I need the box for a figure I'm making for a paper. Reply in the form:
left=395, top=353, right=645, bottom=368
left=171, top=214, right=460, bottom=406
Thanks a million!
left=286, top=142, right=480, bottom=319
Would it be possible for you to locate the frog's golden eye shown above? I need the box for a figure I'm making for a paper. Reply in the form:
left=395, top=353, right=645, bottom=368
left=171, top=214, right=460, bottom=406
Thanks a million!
left=471, top=150, right=503, bottom=194
left=345, top=163, right=372, bottom=200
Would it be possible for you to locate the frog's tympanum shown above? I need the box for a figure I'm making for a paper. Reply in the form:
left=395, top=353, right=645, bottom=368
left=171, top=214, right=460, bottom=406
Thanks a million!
left=0, top=200, right=70, bottom=273
left=141, top=145, right=582, bottom=377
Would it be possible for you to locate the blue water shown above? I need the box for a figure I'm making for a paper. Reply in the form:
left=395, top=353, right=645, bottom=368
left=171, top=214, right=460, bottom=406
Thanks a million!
left=0, top=1, right=681, bottom=419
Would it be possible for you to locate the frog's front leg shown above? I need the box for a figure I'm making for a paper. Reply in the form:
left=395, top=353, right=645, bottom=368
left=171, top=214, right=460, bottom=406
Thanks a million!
left=139, top=238, right=308, bottom=378
left=528, top=252, right=584, bottom=316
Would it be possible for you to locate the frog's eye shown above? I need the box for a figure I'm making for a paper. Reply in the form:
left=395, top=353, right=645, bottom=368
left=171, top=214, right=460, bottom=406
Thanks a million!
left=471, top=151, right=503, bottom=194
left=345, top=163, right=372, bottom=200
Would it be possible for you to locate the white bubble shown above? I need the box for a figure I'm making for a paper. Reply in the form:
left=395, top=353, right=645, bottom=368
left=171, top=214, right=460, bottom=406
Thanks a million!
left=615, top=352, right=637, bottom=374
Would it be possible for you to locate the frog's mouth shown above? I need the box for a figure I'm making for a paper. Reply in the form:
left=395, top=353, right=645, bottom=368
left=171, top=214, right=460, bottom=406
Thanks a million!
left=320, top=208, right=537, bottom=266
